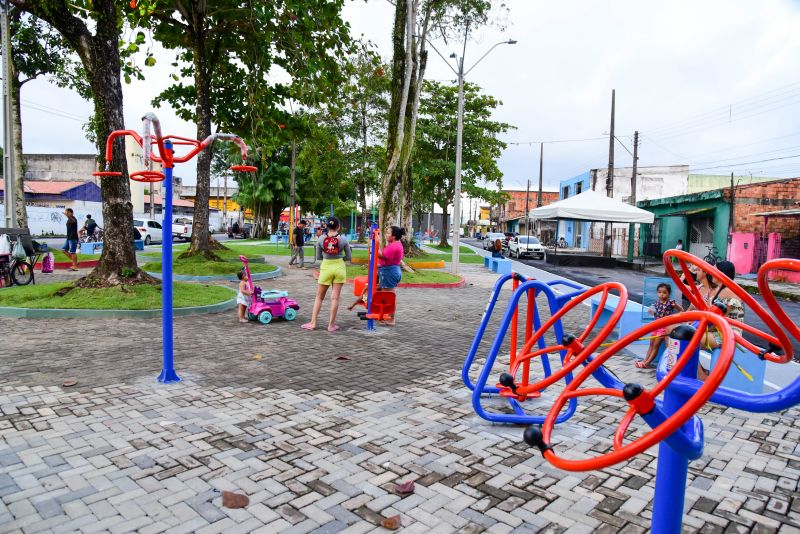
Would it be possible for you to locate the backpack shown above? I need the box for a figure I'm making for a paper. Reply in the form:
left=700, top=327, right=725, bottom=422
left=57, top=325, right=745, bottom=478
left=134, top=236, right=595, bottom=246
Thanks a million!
left=322, top=234, right=341, bottom=256
left=41, top=252, right=54, bottom=274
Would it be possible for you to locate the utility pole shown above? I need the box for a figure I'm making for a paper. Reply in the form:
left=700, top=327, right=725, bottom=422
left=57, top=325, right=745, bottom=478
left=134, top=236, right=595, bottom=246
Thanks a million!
left=537, top=143, right=543, bottom=207
left=524, top=178, right=531, bottom=239
left=1, top=0, right=17, bottom=228
left=729, top=171, right=735, bottom=234
left=626, top=131, right=639, bottom=262
left=603, top=89, right=615, bottom=257
left=223, top=172, right=228, bottom=230
left=289, top=140, right=296, bottom=245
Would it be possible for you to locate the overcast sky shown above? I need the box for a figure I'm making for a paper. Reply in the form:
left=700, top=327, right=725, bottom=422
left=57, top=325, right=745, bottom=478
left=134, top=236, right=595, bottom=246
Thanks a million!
left=11, top=0, right=800, bottom=191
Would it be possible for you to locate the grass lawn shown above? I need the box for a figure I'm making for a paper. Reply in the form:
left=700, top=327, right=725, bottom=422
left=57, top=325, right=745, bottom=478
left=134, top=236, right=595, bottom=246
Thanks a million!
left=0, top=282, right=233, bottom=309
left=140, top=256, right=277, bottom=276
left=344, top=264, right=461, bottom=284
left=427, top=244, right=475, bottom=254
left=53, top=250, right=97, bottom=262
left=425, top=253, right=484, bottom=265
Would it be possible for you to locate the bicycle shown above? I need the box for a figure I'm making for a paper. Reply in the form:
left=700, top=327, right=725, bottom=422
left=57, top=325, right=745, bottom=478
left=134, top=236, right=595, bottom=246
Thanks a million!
left=702, top=245, right=721, bottom=265
left=0, top=251, right=34, bottom=287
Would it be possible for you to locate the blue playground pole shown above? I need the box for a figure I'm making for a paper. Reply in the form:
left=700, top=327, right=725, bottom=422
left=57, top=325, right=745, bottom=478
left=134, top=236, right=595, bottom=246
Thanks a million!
left=158, top=140, right=180, bottom=383
left=652, top=325, right=701, bottom=533
left=366, top=222, right=378, bottom=331
left=330, top=203, right=334, bottom=217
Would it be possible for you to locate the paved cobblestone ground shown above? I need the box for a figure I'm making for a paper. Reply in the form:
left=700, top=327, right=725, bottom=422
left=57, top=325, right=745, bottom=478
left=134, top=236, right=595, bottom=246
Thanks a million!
left=1, top=260, right=799, bottom=533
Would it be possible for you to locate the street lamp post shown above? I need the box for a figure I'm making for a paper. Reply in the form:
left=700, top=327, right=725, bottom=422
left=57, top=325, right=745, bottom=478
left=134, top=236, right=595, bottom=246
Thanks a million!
left=436, top=31, right=516, bottom=273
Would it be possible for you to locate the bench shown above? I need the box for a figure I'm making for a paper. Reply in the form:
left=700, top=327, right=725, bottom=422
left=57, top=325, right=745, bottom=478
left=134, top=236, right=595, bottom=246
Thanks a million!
left=590, top=294, right=648, bottom=344
left=490, top=257, right=512, bottom=275
left=80, top=242, right=103, bottom=255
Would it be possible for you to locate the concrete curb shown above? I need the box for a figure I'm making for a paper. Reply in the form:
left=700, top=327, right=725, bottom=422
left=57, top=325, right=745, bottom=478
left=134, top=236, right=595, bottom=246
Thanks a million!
left=145, top=266, right=283, bottom=282
left=0, top=287, right=237, bottom=319
left=351, top=258, right=446, bottom=269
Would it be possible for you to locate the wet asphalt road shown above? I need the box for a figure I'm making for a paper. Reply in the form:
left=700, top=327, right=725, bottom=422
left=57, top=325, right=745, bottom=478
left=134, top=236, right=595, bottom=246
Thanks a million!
left=464, top=238, right=800, bottom=359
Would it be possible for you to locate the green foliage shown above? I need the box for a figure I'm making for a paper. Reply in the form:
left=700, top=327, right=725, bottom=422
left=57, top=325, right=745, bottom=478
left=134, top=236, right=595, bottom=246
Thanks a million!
left=414, top=80, right=514, bottom=211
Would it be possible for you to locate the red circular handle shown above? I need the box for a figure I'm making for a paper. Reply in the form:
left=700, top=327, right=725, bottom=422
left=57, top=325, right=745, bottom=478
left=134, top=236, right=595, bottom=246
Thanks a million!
left=230, top=165, right=257, bottom=173
left=92, top=171, right=122, bottom=177
left=499, top=282, right=627, bottom=399
left=129, top=170, right=166, bottom=183
left=663, top=249, right=793, bottom=363
left=538, top=310, right=735, bottom=471
left=757, top=259, right=800, bottom=345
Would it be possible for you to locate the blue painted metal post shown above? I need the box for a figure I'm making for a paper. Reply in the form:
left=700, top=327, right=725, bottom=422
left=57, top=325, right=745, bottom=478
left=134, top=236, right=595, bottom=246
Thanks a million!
left=366, top=222, right=378, bottom=331
left=330, top=203, right=334, bottom=217
left=158, top=140, right=180, bottom=383
left=652, top=325, right=699, bottom=533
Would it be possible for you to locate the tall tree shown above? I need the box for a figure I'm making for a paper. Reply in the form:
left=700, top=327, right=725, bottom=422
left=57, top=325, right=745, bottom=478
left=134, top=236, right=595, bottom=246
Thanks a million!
left=7, top=13, right=88, bottom=228
left=380, top=0, right=499, bottom=249
left=144, top=0, right=353, bottom=260
left=10, top=0, right=154, bottom=287
left=415, top=80, right=512, bottom=246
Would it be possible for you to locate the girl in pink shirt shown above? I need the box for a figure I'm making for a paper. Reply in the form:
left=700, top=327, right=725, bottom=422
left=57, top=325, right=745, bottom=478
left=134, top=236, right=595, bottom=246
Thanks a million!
left=377, top=226, right=405, bottom=325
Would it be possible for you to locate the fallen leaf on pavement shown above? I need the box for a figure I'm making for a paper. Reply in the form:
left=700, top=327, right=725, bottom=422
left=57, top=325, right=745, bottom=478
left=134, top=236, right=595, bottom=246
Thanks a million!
left=221, top=491, right=249, bottom=509
left=382, top=515, right=401, bottom=530
left=393, top=481, right=414, bottom=495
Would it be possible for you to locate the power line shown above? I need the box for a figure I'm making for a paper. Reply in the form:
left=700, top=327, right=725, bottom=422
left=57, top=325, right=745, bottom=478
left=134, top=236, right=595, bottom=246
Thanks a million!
left=689, top=153, right=800, bottom=172
left=506, top=135, right=609, bottom=145
left=21, top=98, right=88, bottom=123
left=646, top=81, right=800, bottom=137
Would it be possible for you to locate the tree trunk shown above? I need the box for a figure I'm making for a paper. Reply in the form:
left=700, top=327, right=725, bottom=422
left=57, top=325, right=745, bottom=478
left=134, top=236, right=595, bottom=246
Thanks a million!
left=12, top=0, right=152, bottom=286
left=440, top=201, right=449, bottom=248
left=358, top=101, right=368, bottom=241
left=183, top=15, right=218, bottom=260
left=82, top=1, right=153, bottom=286
left=11, top=77, right=27, bottom=228
left=380, top=0, right=415, bottom=240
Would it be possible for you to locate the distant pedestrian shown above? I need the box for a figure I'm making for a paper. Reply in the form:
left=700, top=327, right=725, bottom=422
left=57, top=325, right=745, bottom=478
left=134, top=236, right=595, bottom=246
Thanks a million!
left=290, top=219, right=307, bottom=269
left=676, top=239, right=683, bottom=251
left=62, top=208, right=79, bottom=271
left=491, top=239, right=504, bottom=258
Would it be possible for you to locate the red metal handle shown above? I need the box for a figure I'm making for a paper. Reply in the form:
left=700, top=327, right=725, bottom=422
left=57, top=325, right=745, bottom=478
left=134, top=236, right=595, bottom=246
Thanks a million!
left=757, top=258, right=800, bottom=345
left=500, top=282, right=627, bottom=399
left=130, top=170, right=166, bottom=183
left=663, top=249, right=793, bottom=363
left=539, top=310, right=734, bottom=471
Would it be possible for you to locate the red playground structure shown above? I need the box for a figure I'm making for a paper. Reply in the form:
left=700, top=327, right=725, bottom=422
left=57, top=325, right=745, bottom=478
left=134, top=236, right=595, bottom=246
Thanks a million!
left=352, top=223, right=396, bottom=328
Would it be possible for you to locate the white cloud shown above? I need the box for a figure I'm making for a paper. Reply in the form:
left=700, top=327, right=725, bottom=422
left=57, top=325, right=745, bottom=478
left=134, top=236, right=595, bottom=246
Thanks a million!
left=10, top=0, right=800, bottom=190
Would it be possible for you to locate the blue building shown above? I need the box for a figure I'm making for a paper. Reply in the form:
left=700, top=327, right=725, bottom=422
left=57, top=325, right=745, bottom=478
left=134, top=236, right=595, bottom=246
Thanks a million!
left=557, top=171, right=592, bottom=249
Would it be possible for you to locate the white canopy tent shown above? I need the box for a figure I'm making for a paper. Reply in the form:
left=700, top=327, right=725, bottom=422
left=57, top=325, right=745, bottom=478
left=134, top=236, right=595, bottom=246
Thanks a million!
left=527, top=189, right=654, bottom=224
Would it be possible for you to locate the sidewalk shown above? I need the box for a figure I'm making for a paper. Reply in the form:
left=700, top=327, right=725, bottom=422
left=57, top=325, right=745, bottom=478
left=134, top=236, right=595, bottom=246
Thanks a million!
left=0, top=256, right=798, bottom=533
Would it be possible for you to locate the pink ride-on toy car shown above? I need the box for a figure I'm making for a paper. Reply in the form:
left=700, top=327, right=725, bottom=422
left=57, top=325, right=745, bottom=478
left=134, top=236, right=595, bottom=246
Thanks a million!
left=240, top=255, right=300, bottom=324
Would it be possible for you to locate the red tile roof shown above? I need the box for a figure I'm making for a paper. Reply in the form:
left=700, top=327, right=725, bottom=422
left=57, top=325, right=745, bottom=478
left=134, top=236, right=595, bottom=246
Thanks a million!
left=0, top=180, right=85, bottom=194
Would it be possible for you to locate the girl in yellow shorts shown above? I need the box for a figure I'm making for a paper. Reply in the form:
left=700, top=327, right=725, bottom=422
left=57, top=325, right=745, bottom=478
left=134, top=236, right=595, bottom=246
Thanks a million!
left=302, top=215, right=352, bottom=332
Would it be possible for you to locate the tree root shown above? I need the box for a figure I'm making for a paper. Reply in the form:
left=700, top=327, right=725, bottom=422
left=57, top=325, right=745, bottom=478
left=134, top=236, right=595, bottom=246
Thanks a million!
left=73, top=268, right=160, bottom=288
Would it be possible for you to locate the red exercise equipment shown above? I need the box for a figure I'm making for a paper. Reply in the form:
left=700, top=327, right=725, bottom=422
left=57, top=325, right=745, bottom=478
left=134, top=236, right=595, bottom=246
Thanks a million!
left=536, top=310, right=735, bottom=471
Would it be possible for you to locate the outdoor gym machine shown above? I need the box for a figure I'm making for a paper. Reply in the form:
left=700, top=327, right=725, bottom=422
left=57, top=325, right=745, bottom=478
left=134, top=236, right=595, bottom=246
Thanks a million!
left=518, top=252, right=800, bottom=533
left=94, top=112, right=256, bottom=382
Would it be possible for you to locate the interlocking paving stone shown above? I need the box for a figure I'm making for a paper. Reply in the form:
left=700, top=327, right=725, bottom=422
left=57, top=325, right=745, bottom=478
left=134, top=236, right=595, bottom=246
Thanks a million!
left=1, top=263, right=799, bottom=533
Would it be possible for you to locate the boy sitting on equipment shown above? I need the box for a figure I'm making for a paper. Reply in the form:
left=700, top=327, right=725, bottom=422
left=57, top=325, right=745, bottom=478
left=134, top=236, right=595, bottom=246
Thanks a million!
left=348, top=285, right=370, bottom=311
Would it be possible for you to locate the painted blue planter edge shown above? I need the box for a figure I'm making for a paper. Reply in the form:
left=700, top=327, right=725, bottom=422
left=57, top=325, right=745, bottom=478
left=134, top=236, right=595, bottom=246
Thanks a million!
left=145, top=266, right=283, bottom=282
left=0, top=288, right=237, bottom=319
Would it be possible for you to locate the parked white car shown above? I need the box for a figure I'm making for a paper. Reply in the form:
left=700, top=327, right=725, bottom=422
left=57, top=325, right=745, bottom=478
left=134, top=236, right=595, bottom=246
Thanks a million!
left=173, top=217, right=193, bottom=241
left=133, top=218, right=163, bottom=245
left=508, top=236, right=546, bottom=259
left=482, top=232, right=506, bottom=250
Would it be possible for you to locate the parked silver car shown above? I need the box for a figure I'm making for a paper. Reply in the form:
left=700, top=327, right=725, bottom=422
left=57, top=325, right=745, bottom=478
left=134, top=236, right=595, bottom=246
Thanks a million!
left=482, top=232, right=507, bottom=250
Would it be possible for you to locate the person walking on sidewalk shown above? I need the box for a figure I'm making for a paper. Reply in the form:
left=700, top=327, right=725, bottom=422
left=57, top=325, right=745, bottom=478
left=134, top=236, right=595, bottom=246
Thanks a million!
left=290, top=219, right=307, bottom=269
left=62, top=208, right=79, bottom=271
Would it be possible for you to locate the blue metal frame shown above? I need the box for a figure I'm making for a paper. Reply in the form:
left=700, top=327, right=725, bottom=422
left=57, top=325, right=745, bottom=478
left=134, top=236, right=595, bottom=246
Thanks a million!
left=461, top=274, right=584, bottom=393
left=466, top=275, right=625, bottom=424
left=157, top=140, right=180, bottom=383
left=366, top=222, right=378, bottom=331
